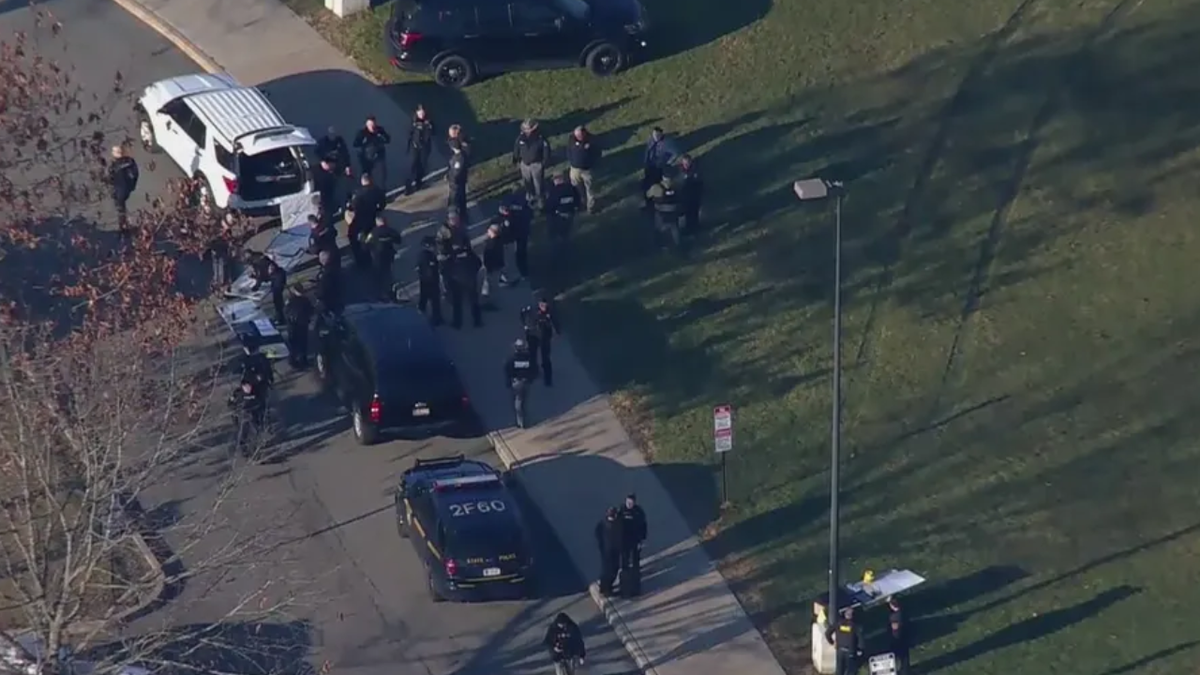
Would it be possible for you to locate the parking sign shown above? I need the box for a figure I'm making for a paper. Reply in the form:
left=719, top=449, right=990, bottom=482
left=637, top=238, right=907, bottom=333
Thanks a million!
left=713, top=405, right=733, bottom=453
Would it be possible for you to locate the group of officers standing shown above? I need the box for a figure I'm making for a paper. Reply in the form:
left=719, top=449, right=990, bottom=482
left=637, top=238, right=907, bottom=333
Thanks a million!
left=594, top=494, right=649, bottom=598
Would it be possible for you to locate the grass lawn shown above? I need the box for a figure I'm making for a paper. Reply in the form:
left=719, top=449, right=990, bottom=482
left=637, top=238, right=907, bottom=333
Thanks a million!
left=290, top=0, right=1200, bottom=672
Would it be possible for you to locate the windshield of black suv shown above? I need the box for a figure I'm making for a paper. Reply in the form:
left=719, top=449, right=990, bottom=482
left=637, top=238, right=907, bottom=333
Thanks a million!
left=237, top=147, right=307, bottom=201
left=557, top=0, right=589, bottom=20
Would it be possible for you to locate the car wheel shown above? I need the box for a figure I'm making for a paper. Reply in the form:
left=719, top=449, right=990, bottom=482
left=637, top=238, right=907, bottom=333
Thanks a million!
left=428, top=568, right=444, bottom=602
left=433, top=55, right=476, bottom=88
left=585, top=43, right=625, bottom=76
left=137, top=112, right=160, bottom=153
left=352, top=408, right=379, bottom=446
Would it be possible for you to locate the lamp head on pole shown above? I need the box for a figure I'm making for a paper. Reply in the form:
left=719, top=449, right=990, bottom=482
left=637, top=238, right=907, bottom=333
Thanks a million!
left=793, top=177, right=846, bottom=201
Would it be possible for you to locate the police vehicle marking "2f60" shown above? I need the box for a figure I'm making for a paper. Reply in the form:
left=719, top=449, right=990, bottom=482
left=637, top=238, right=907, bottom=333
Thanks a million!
left=448, top=500, right=507, bottom=517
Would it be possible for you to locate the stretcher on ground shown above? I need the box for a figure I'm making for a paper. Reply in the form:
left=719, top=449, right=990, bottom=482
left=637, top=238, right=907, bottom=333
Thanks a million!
left=217, top=194, right=317, bottom=360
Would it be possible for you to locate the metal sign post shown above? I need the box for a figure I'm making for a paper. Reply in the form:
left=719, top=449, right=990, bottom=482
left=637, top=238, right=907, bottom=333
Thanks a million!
left=713, top=405, right=733, bottom=505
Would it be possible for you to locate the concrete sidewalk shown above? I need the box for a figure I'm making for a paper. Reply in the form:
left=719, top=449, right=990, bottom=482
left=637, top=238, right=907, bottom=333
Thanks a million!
left=110, top=1, right=792, bottom=674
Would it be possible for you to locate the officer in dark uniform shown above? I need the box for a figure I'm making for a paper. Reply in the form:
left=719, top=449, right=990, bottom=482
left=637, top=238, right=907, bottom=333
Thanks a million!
left=446, top=138, right=469, bottom=217
left=240, top=340, right=275, bottom=392
left=353, top=116, right=392, bottom=188
left=406, top=105, right=435, bottom=194
left=435, top=210, right=466, bottom=293
left=617, top=494, right=648, bottom=597
left=825, top=608, right=865, bottom=675
left=206, top=214, right=235, bottom=290
left=677, top=154, right=705, bottom=235
left=415, top=236, right=443, bottom=325
left=316, top=126, right=353, bottom=177
left=364, top=216, right=401, bottom=299
left=520, top=294, right=562, bottom=386
left=307, top=214, right=338, bottom=257
left=348, top=174, right=386, bottom=270
left=108, top=145, right=139, bottom=235
left=315, top=250, right=344, bottom=315
left=887, top=596, right=910, bottom=675
left=644, top=175, right=683, bottom=248
left=481, top=224, right=506, bottom=309
left=449, top=238, right=483, bottom=329
left=313, top=158, right=342, bottom=223
left=499, top=191, right=532, bottom=283
left=284, top=285, right=314, bottom=368
left=543, top=172, right=579, bottom=253
left=228, top=379, right=267, bottom=457
left=504, top=338, right=537, bottom=428
left=594, top=507, right=624, bottom=596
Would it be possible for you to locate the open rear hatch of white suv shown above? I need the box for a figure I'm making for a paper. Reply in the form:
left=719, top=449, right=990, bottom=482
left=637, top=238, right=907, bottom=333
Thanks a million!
left=234, top=127, right=315, bottom=203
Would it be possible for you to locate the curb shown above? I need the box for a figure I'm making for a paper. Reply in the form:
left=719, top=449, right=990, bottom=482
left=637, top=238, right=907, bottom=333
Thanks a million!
left=487, top=431, right=660, bottom=675
left=108, top=0, right=224, bottom=73
left=67, top=532, right=167, bottom=636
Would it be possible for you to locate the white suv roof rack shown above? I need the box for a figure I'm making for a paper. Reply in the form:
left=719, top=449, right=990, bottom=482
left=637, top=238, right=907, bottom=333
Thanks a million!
left=186, top=87, right=291, bottom=145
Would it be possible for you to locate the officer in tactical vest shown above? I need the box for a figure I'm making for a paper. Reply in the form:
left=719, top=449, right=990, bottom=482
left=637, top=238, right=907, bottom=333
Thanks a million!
left=644, top=174, right=683, bottom=248
left=825, top=607, right=865, bottom=675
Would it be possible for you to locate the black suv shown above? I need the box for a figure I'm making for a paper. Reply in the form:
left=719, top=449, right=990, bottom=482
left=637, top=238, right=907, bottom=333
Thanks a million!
left=315, top=303, right=473, bottom=445
left=385, top=0, right=649, bottom=88
left=395, top=455, right=535, bottom=601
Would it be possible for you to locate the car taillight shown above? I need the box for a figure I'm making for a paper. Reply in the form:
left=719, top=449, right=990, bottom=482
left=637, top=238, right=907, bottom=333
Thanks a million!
left=369, top=395, right=382, bottom=424
left=399, top=32, right=422, bottom=50
left=223, top=175, right=238, bottom=195
left=444, top=558, right=458, bottom=577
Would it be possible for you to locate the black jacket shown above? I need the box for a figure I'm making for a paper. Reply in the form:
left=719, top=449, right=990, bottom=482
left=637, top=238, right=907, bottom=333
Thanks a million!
left=407, top=118, right=435, bottom=155
left=595, top=517, right=623, bottom=555
left=353, top=127, right=391, bottom=163
left=284, top=293, right=314, bottom=327
left=544, top=182, right=580, bottom=219
left=452, top=247, right=481, bottom=285
left=505, top=350, right=536, bottom=384
left=241, top=351, right=274, bottom=388
left=566, top=134, right=599, bottom=170
left=543, top=614, right=585, bottom=661
left=268, top=265, right=287, bottom=294
left=500, top=197, right=532, bottom=242
left=513, top=131, right=550, bottom=166
left=680, top=165, right=705, bottom=205
left=367, top=226, right=401, bottom=266
left=316, top=134, right=351, bottom=170
left=482, top=236, right=505, bottom=272
left=447, top=152, right=469, bottom=187
left=316, top=263, right=343, bottom=313
left=109, top=156, right=139, bottom=199
left=826, top=620, right=864, bottom=654
left=618, top=504, right=647, bottom=545
left=521, top=305, right=562, bottom=341
left=313, top=166, right=341, bottom=205
left=308, top=224, right=338, bottom=256
left=416, top=248, right=440, bottom=282
left=435, top=223, right=468, bottom=262
left=349, top=185, right=387, bottom=229
left=249, top=255, right=273, bottom=290
left=228, top=387, right=267, bottom=417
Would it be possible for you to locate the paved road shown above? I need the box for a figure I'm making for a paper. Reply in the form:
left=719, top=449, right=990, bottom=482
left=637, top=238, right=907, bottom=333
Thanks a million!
left=8, top=2, right=635, bottom=673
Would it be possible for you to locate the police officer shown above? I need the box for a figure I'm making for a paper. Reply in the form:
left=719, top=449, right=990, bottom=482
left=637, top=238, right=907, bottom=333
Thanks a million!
left=446, top=138, right=469, bottom=218
left=415, top=236, right=443, bottom=325
left=315, top=249, right=344, bottom=315
left=284, top=285, right=314, bottom=369
left=499, top=191, right=532, bottom=283
left=228, top=379, right=267, bottom=457
left=825, top=608, right=865, bottom=675
left=520, top=294, right=562, bottom=386
left=645, top=175, right=683, bottom=248
left=406, top=104, right=435, bottom=195
left=240, top=340, right=275, bottom=392
left=513, top=119, right=551, bottom=208
left=206, top=214, right=235, bottom=290
left=887, top=596, right=910, bottom=675
left=348, top=174, right=386, bottom=270
left=677, top=154, right=705, bottom=235
left=504, top=338, right=537, bottom=428
left=251, top=256, right=287, bottom=324
left=594, top=507, right=623, bottom=596
left=316, top=126, right=353, bottom=178
left=435, top=210, right=467, bottom=294
left=449, top=238, right=483, bottom=329
left=567, top=125, right=600, bottom=213
left=617, top=494, right=648, bottom=597
left=353, top=115, right=392, bottom=188
left=364, top=216, right=401, bottom=299
left=543, top=172, right=579, bottom=254
left=313, top=158, right=342, bottom=223
left=642, top=127, right=679, bottom=210
left=108, top=144, right=139, bottom=235
left=307, top=213, right=338, bottom=257
left=481, top=224, right=506, bottom=309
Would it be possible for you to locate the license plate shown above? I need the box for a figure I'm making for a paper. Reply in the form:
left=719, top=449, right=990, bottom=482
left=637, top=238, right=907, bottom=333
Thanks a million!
left=482, top=567, right=501, bottom=577
left=413, top=408, right=430, bottom=417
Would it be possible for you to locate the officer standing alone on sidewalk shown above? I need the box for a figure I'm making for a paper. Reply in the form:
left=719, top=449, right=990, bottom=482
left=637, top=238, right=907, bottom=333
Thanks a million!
left=678, top=154, right=705, bottom=235
left=447, top=138, right=470, bottom=217
left=617, top=494, right=648, bottom=597
left=284, top=285, right=314, bottom=369
left=406, top=105, right=435, bottom=195
left=354, top=116, right=392, bottom=188
left=513, top=119, right=551, bottom=208
left=520, top=294, right=562, bottom=387
left=348, top=174, right=386, bottom=270
left=887, top=596, right=910, bottom=675
left=825, top=608, right=865, bottom=675
left=499, top=191, right=532, bottom=284
left=594, top=507, right=623, bottom=596
left=567, top=125, right=600, bottom=213
left=108, top=144, right=139, bottom=235
left=416, top=236, right=444, bottom=325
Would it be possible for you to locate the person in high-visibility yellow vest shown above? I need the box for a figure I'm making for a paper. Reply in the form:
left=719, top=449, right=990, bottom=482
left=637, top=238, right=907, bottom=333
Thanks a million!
left=824, top=607, right=864, bottom=675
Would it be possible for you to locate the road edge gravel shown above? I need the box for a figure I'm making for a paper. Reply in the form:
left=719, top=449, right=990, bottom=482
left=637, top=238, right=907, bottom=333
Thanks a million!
left=489, top=431, right=659, bottom=675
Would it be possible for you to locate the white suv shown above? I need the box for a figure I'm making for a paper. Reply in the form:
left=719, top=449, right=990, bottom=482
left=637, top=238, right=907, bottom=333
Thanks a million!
left=135, top=73, right=316, bottom=216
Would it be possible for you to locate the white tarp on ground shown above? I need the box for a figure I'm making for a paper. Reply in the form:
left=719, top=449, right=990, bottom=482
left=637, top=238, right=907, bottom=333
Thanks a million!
left=217, top=193, right=317, bottom=358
